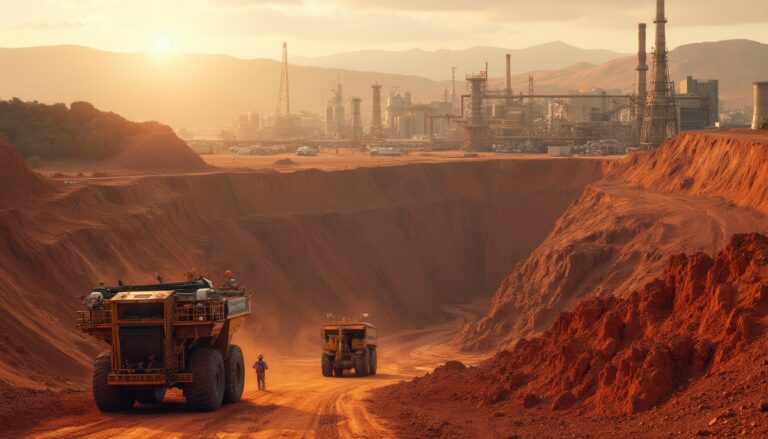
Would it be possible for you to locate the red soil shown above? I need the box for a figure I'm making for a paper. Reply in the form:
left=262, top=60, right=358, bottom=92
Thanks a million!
left=459, top=131, right=768, bottom=351
left=374, top=233, right=768, bottom=436
left=0, top=140, right=50, bottom=206
left=110, top=128, right=210, bottom=172
left=616, top=130, right=768, bottom=215
left=0, top=157, right=603, bottom=393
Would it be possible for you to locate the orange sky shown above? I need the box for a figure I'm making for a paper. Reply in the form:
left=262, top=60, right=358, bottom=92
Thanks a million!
left=1, top=0, right=766, bottom=59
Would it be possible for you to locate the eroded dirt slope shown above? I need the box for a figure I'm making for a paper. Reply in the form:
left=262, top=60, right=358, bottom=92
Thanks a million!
left=0, top=153, right=603, bottom=392
left=375, top=233, right=768, bottom=437
left=459, top=131, right=768, bottom=350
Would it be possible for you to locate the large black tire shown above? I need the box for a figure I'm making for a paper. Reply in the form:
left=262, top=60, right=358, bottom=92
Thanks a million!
left=136, top=387, right=167, bottom=404
left=92, top=352, right=136, bottom=412
left=322, top=353, right=333, bottom=377
left=354, top=350, right=369, bottom=377
left=183, top=347, right=226, bottom=411
left=369, top=347, right=378, bottom=376
left=223, top=345, right=245, bottom=403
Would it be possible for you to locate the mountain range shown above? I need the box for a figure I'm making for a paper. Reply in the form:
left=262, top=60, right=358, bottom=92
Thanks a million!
left=0, top=40, right=764, bottom=130
left=292, top=42, right=626, bottom=81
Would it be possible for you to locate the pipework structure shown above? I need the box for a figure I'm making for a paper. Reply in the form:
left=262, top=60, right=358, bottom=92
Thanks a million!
left=464, top=72, right=491, bottom=151
left=640, top=0, right=678, bottom=148
left=371, top=84, right=383, bottom=140
left=634, top=23, right=648, bottom=145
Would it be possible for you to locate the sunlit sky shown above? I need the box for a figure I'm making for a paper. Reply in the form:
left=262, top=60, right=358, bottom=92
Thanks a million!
left=1, top=0, right=767, bottom=59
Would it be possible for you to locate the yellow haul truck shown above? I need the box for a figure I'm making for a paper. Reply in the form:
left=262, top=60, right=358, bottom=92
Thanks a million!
left=77, top=273, right=250, bottom=412
left=321, top=315, right=377, bottom=377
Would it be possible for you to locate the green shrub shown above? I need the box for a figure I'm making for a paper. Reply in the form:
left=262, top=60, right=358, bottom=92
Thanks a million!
left=0, top=98, right=172, bottom=160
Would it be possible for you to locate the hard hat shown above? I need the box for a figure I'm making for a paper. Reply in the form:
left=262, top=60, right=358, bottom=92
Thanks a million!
left=224, top=270, right=234, bottom=279
left=258, top=353, right=263, bottom=359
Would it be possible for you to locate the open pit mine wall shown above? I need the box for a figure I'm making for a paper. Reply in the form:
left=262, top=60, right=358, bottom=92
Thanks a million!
left=614, top=130, right=768, bottom=215
left=460, top=131, right=768, bottom=352
left=0, top=158, right=604, bottom=390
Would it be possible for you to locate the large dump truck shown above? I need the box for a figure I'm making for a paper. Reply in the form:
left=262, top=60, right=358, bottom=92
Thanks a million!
left=77, top=272, right=250, bottom=412
left=321, top=316, right=377, bottom=377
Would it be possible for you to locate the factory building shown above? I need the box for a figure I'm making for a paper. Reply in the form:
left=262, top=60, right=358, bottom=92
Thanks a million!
left=565, top=89, right=624, bottom=123
left=325, top=81, right=345, bottom=138
left=679, top=76, right=719, bottom=126
left=235, top=112, right=260, bottom=140
left=676, top=98, right=709, bottom=131
left=386, top=92, right=410, bottom=134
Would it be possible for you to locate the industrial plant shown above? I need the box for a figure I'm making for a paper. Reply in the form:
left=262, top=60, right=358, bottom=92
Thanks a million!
left=217, top=0, right=745, bottom=156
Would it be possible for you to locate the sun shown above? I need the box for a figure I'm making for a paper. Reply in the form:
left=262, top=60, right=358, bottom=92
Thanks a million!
left=152, top=36, right=173, bottom=54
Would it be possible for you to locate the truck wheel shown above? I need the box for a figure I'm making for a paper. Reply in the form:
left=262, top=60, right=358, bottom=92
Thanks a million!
left=223, top=345, right=245, bottom=403
left=137, top=387, right=167, bottom=404
left=369, top=347, right=378, bottom=376
left=183, top=347, right=225, bottom=411
left=322, top=353, right=333, bottom=377
left=92, top=352, right=135, bottom=412
left=354, top=351, right=369, bottom=377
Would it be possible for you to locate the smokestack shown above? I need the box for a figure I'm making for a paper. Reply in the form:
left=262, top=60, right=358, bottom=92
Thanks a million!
left=371, top=84, right=383, bottom=139
left=351, top=97, right=362, bottom=141
left=640, top=0, right=677, bottom=148
left=638, top=23, right=647, bottom=67
left=753, top=81, right=768, bottom=129
left=635, top=23, right=648, bottom=143
left=505, top=54, right=512, bottom=95
left=654, top=0, right=667, bottom=56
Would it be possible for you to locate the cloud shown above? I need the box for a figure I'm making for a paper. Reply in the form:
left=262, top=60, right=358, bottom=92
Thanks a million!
left=13, top=21, right=85, bottom=30
left=196, top=6, right=466, bottom=43
left=326, top=0, right=768, bottom=26
left=208, top=0, right=303, bottom=7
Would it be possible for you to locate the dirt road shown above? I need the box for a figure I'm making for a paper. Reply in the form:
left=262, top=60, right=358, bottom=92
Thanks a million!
left=20, top=302, right=488, bottom=439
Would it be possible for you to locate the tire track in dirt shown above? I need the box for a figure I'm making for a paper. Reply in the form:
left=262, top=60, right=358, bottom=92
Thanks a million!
left=21, top=301, right=489, bottom=439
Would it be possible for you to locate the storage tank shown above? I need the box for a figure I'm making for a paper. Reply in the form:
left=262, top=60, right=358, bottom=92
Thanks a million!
left=753, top=81, right=768, bottom=129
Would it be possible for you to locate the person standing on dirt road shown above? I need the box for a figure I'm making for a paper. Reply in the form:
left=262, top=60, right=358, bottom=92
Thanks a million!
left=253, top=353, right=268, bottom=391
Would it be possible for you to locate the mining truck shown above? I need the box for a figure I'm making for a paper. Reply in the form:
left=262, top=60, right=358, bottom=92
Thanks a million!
left=76, top=272, right=250, bottom=412
left=321, top=315, right=377, bottom=377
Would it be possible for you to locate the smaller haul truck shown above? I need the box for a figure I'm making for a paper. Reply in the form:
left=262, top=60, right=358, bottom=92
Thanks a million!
left=321, top=315, right=377, bottom=377
left=77, top=272, right=250, bottom=412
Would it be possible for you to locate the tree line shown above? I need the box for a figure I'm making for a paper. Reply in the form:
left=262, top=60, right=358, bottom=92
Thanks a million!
left=0, top=98, right=168, bottom=160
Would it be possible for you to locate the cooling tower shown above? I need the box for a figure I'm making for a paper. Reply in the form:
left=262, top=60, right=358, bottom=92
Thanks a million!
left=753, top=82, right=768, bottom=129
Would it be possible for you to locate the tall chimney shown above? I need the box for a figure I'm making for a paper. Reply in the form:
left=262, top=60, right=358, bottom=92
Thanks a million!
left=351, top=97, right=362, bottom=141
left=505, top=54, right=512, bottom=95
left=654, top=0, right=667, bottom=59
left=753, top=81, right=768, bottom=129
left=635, top=23, right=648, bottom=143
left=371, top=84, right=383, bottom=139
left=639, top=0, right=677, bottom=148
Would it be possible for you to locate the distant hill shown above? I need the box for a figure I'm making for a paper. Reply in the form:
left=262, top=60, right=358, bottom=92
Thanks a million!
left=0, top=40, right=763, bottom=130
left=0, top=45, right=446, bottom=130
left=292, top=42, right=626, bottom=81
left=0, top=98, right=208, bottom=171
left=488, top=39, right=768, bottom=111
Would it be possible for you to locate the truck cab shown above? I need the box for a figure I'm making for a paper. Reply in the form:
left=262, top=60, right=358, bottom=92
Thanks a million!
left=77, top=274, right=250, bottom=412
left=321, top=315, right=377, bottom=377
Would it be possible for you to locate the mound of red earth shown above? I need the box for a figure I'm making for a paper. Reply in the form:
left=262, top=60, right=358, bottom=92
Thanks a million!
left=615, top=130, right=768, bottom=215
left=0, top=139, right=50, bottom=206
left=458, top=131, right=768, bottom=351
left=382, top=233, right=768, bottom=416
left=110, top=127, right=210, bottom=172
